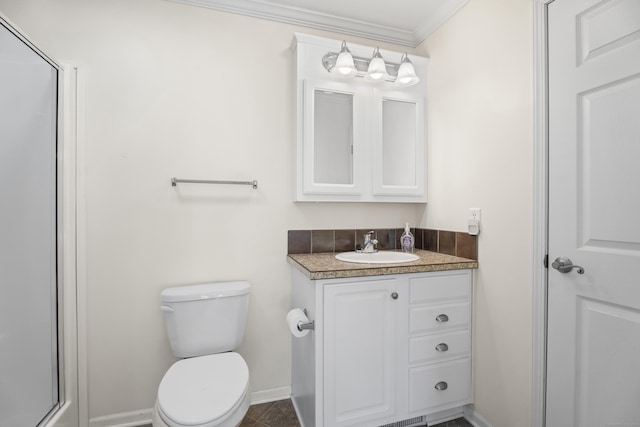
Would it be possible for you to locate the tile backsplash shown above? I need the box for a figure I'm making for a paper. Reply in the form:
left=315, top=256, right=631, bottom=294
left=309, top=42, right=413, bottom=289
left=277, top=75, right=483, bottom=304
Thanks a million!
left=288, top=228, right=478, bottom=260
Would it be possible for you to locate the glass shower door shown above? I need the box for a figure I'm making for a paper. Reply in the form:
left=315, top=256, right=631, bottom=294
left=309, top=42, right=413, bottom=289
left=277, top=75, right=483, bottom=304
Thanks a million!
left=0, top=21, right=59, bottom=426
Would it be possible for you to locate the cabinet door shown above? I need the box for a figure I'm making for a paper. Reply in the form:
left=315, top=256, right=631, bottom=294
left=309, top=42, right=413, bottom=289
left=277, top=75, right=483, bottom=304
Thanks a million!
left=324, top=279, right=399, bottom=427
left=372, top=90, right=425, bottom=198
left=302, top=79, right=368, bottom=196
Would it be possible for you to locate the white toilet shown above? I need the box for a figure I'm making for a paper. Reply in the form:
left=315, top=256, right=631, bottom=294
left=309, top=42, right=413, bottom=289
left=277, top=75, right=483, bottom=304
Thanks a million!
left=152, top=281, right=251, bottom=427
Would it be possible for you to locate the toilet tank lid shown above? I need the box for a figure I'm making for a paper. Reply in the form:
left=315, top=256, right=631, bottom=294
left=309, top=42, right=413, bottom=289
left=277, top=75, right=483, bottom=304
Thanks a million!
left=161, top=281, right=251, bottom=302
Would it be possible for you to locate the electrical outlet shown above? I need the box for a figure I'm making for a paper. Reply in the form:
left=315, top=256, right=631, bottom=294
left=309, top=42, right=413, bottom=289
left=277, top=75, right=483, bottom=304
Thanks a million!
left=468, top=208, right=481, bottom=235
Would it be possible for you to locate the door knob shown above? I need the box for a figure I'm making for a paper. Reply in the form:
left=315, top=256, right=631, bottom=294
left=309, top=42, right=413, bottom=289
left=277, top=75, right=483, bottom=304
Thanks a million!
left=551, top=257, right=585, bottom=274
left=391, top=292, right=399, bottom=300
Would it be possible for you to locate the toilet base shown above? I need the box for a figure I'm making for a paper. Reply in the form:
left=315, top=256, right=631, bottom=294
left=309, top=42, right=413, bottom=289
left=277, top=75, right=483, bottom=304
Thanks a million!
left=152, top=386, right=250, bottom=427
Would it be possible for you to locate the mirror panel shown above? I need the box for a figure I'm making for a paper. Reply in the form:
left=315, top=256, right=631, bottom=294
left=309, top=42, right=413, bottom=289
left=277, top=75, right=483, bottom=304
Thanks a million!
left=313, top=90, right=353, bottom=185
left=382, top=98, right=416, bottom=187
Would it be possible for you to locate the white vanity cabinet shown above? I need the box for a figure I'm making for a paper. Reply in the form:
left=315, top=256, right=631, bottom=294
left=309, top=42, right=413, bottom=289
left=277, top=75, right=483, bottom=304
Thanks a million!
left=291, top=268, right=472, bottom=427
left=293, top=33, right=428, bottom=203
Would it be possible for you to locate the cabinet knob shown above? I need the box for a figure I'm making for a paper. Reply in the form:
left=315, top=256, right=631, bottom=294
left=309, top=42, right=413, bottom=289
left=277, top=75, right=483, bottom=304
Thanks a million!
left=435, top=381, right=448, bottom=391
left=391, top=292, right=399, bottom=300
left=435, top=314, right=449, bottom=323
left=435, top=343, right=449, bottom=352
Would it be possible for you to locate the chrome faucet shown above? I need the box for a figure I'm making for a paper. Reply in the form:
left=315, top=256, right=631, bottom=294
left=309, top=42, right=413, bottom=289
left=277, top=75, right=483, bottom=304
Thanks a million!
left=359, top=231, right=378, bottom=253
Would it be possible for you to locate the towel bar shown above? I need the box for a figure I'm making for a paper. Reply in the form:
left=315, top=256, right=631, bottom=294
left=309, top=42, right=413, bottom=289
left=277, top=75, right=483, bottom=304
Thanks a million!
left=171, top=177, right=258, bottom=189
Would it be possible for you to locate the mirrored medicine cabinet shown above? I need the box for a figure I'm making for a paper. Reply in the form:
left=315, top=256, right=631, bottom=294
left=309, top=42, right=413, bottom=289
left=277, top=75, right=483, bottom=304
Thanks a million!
left=293, top=33, right=428, bottom=203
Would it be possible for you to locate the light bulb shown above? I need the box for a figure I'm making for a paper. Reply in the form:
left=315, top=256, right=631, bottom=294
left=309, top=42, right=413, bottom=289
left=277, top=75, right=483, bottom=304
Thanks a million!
left=332, top=41, right=357, bottom=78
left=395, top=53, right=419, bottom=87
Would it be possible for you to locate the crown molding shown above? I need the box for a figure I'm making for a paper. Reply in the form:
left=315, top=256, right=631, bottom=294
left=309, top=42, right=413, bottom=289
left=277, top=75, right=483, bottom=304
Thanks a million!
left=166, top=0, right=469, bottom=48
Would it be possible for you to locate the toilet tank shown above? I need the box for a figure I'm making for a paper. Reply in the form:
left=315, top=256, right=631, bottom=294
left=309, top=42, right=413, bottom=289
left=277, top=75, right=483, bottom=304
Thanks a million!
left=160, top=281, right=251, bottom=358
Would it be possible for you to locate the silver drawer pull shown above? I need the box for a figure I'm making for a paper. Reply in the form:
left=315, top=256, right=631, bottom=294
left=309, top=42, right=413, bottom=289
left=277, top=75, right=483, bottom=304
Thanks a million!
left=435, top=343, right=449, bottom=352
left=435, top=381, right=448, bottom=391
left=435, top=314, right=449, bottom=323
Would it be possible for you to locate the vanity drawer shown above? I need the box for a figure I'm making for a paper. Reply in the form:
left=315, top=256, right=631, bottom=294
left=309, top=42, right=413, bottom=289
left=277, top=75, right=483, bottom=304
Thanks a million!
left=409, top=330, right=470, bottom=365
left=409, top=302, right=471, bottom=334
left=409, top=358, right=471, bottom=413
left=409, top=271, right=471, bottom=304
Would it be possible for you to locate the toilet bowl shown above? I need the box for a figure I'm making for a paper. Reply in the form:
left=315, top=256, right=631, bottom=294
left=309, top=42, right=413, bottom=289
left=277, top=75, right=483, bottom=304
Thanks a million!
left=152, top=353, right=250, bottom=427
left=153, top=281, right=252, bottom=427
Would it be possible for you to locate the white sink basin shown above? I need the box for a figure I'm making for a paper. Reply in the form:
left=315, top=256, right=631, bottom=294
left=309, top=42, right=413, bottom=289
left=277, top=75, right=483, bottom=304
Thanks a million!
left=335, top=251, right=419, bottom=264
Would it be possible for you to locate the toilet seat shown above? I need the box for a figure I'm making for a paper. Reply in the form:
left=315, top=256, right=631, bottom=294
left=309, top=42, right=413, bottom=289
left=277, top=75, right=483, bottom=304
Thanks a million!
left=156, top=352, right=249, bottom=427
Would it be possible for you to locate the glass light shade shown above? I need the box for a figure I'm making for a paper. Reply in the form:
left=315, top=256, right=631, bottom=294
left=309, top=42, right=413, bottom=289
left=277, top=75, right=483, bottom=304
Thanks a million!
left=365, top=47, right=388, bottom=81
left=395, top=54, right=420, bottom=87
left=332, top=41, right=357, bottom=78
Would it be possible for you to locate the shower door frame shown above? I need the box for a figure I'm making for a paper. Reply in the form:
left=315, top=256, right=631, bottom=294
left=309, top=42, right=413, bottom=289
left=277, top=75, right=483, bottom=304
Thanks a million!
left=0, top=13, right=84, bottom=427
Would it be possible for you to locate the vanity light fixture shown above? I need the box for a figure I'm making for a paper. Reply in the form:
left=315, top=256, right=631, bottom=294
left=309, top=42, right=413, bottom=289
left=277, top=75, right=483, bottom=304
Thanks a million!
left=322, top=41, right=420, bottom=87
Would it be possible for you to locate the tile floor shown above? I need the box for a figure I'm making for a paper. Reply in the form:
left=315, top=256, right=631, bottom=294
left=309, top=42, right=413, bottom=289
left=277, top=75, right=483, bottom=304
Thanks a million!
left=239, top=399, right=300, bottom=427
left=145, top=398, right=473, bottom=427
left=238, top=398, right=473, bottom=427
left=431, top=417, right=474, bottom=427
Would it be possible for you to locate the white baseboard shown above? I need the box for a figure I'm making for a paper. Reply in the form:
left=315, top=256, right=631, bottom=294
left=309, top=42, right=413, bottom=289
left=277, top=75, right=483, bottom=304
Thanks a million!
left=88, top=408, right=153, bottom=427
left=463, top=405, right=493, bottom=427
left=87, top=386, right=292, bottom=427
left=251, top=385, right=292, bottom=404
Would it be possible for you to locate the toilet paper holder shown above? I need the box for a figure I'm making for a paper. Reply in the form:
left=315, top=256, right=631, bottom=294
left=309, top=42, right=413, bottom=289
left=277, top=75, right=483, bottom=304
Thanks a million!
left=297, top=308, right=315, bottom=332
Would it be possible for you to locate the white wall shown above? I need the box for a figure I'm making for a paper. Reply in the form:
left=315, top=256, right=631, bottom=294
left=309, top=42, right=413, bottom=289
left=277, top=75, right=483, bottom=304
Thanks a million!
left=418, top=0, right=533, bottom=426
left=0, top=0, right=420, bottom=421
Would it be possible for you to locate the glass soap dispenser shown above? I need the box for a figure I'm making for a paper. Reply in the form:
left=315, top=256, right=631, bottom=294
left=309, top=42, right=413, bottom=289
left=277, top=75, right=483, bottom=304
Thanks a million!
left=400, top=223, right=414, bottom=253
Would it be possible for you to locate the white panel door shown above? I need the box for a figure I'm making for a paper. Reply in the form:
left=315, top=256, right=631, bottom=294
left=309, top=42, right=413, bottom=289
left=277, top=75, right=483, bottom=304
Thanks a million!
left=547, top=0, right=640, bottom=426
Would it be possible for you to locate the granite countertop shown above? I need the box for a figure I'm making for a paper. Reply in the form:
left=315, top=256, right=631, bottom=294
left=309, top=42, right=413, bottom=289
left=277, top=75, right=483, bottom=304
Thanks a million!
left=288, top=249, right=478, bottom=280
